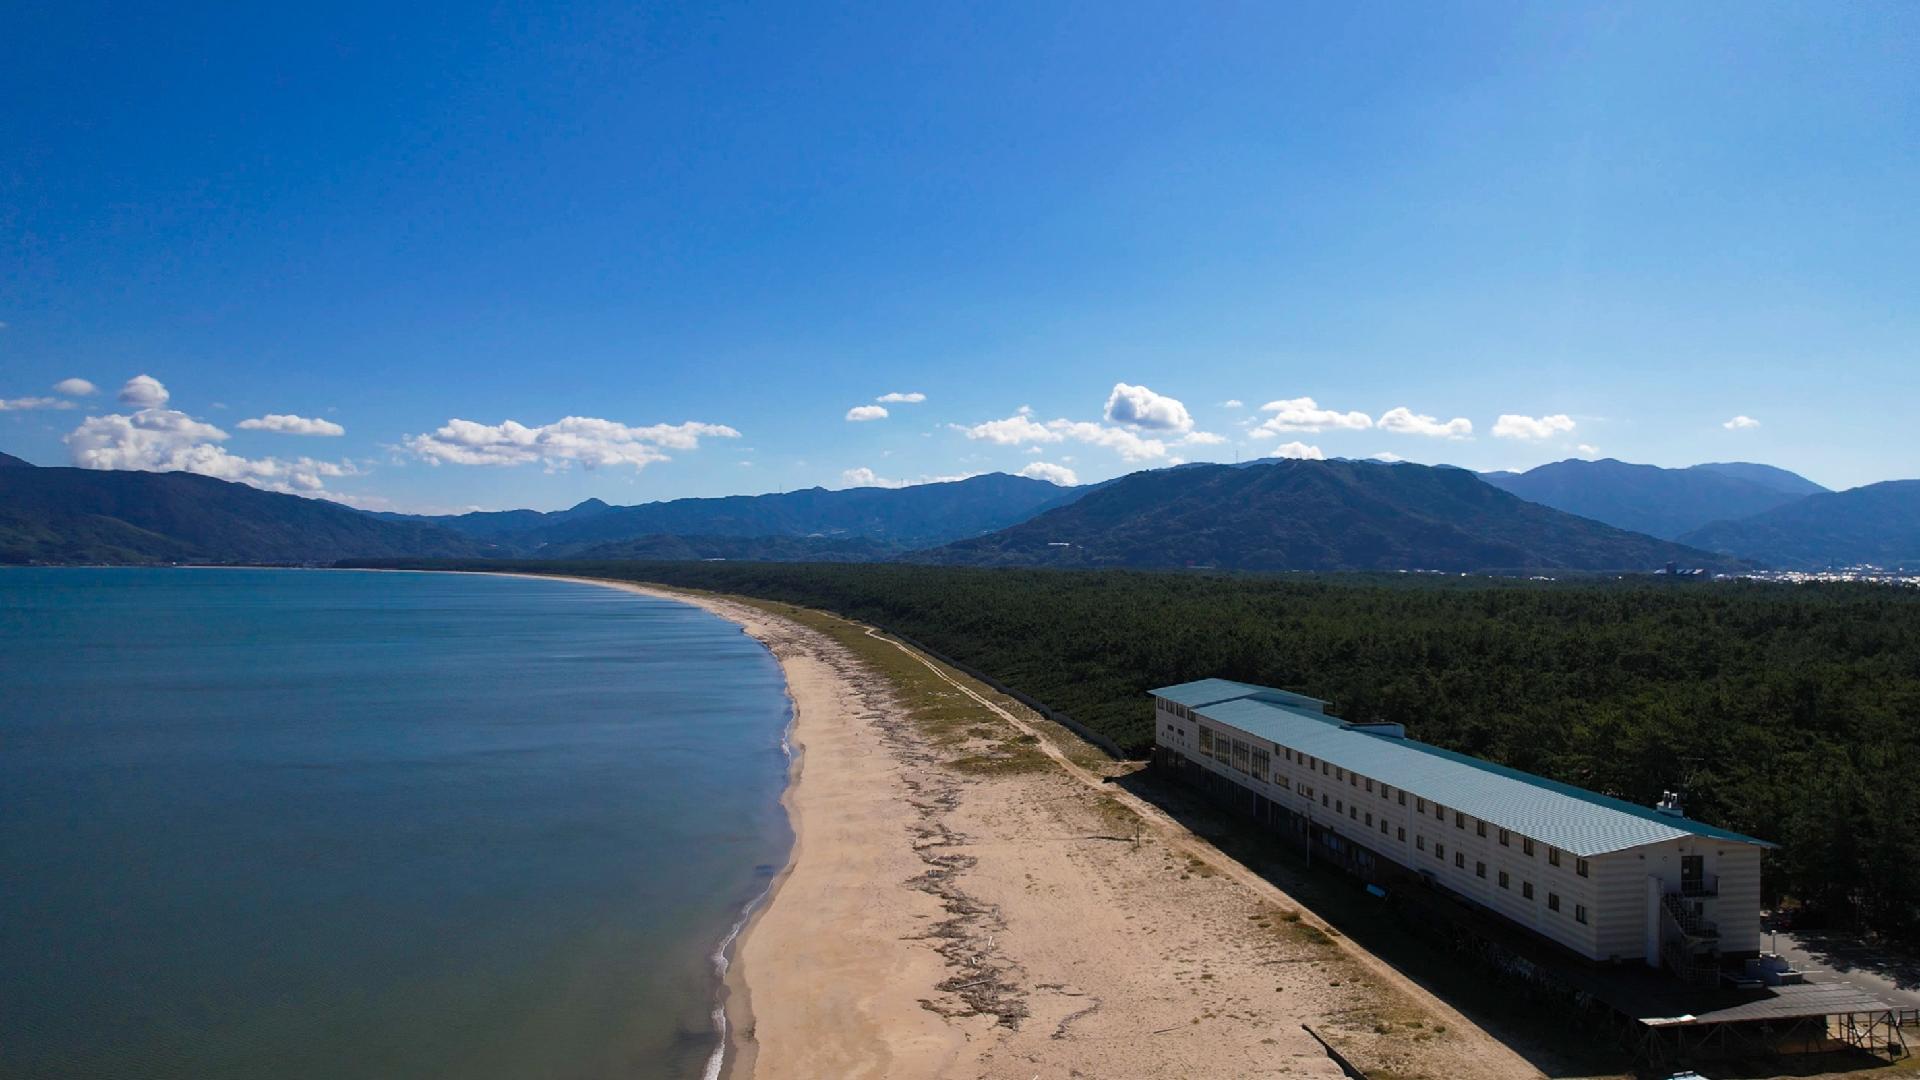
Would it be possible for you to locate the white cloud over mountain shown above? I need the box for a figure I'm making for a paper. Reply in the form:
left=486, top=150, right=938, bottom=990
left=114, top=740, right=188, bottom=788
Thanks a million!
left=238, top=413, right=346, bottom=436
left=1377, top=406, right=1472, bottom=439
left=840, top=466, right=906, bottom=488
left=1269, top=440, right=1326, bottom=460
left=65, top=376, right=357, bottom=495
left=1257, top=397, right=1373, bottom=434
left=1016, top=461, right=1079, bottom=485
left=406, top=416, right=740, bottom=471
left=1491, top=413, right=1575, bottom=440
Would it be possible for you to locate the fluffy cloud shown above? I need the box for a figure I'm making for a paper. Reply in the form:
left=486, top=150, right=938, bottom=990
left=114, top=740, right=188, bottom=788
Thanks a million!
left=845, top=405, right=889, bottom=422
left=1723, top=415, right=1760, bottom=430
left=1269, top=440, right=1326, bottom=460
left=238, top=413, right=346, bottom=436
left=952, top=407, right=1060, bottom=446
left=1576, top=443, right=1600, bottom=458
left=1179, top=430, right=1228, bottom=446
left=876, top=391, right=925, bottom=404
left=1103, top=382, right=1193, bottom=432
left=407, top=416, right=739, bottom=471
left=53, top=378, right=98, bottom=397
left=1491, top=413, right=1576, bottom=440
left=1371, top=451, right=1406, bottom=462
left=0, top=396, right=74, bottom=411
left=1016, top=461, right=1079, bottom=486
left=1219, top=399, right=1244, bottom=409
left=840, top=466, right=906, bottom=489
left=65, top=377, right=357, bottom=495
left=1377, top=406, right=1472, bottom=439
left=118, top=374, right=170, bottom=408
left=1045, top=420, right=1170, bottom=462
left=1257, top=396, right=1373, bottom=434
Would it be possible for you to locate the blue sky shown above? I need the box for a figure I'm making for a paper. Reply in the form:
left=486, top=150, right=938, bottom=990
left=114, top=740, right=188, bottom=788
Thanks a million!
left=3, top=2, right=1914, bottom=511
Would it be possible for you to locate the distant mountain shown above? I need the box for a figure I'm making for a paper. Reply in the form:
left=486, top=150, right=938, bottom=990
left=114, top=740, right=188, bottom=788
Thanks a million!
left=1689, top=462, right=1829, bottom=498
left=0, top=451, right=34, bottom=468
left=452, top=472, right=1080, bottom=553
left=918, top=459, right=1746, bottom=573
left=376, top=498, right=614, bottom=540
left=1479, top=458, right=1825, bottom=540
left=569, top=533, right=905, bottom=562
left=0, top=467, right=482, bottom=565
left=1678, top=480, right=1920, bottom=570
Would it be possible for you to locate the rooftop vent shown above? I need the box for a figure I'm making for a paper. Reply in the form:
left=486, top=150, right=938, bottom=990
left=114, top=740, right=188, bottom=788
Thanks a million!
left=1342, top=720, right=1407, bottom=739
left=1655, top=790, right=1687, bottom=818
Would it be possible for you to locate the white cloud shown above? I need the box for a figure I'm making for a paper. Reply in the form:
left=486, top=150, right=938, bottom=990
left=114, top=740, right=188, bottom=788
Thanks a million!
left=1219, top=399, right=1244, bottom=409
left=1371, top=451, right=1405, bottom=462
left=952, top=407, right=1060, bottom=446
left=845, top=405, right=889, bottom=422
left=0, top=396, right=75, bottom=411
left=406, top=416, right=739, bottom=471
left=1103, top=382, right=1193, bottom=432
left=1723, top=415, right=1760, bottom=430
left=1045, top=419, right=1169, bottom=461
left=1377, top=406, right=1472, bottom=439
left=1491, top=413, right=1576, bottom=440
left=1257, top=396, right=1373, bottom=434
left=64, top=393, right=358, bottom=496
left=52, top=378, right=98, bottom=397
left=1016, top=461, right=1079, bottom=486
left=117, top=374, right=170, bottom=409
left=840, top=466, right=906, bottom=489
left=1179, top=430, right=1228, bottom=446
left=1269, top=440, right=1326, bottom=460
left=238, top=413, right=346, bottom=436
left=876, top=391, right=925, bottom=404
left=1576, top=443, right=1600, bottom=457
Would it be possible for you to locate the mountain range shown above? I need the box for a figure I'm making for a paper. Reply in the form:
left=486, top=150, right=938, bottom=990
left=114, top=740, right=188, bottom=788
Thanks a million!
left=3, top=449, right=1914, bottom=573
left=917, top=459, right=1744, bottom=573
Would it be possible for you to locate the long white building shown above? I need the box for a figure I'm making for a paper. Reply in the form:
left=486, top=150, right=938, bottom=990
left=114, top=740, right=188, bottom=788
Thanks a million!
left=1152, top=678, right=1775, bottom=981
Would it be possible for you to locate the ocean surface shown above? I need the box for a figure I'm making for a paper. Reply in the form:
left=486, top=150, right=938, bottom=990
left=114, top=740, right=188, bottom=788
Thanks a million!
left=0, top=568, right=793, bottom=1080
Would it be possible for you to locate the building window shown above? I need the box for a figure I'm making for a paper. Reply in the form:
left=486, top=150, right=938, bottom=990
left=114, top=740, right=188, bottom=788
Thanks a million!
left=1522, top=881, right=1534, bottom=900
left=1197, top=727, right=1213, bottom=755
left=1576, top=858, right=1590, bottom=878
left=1416, top=797, right=1427, bottom=813
left=1231, top=739, right=1251, bottom=774
left=1575, top=904, right=1588, bottom=925
left=1548, top=847, right=1561, bottom=868
left=1476, top=821, right=1487, bottom=838
left=1322, top=761, right=1330, bottom=775
left=1379, top=819, right=1388, bottom=835
left=1251, top=748, right=1271, bottom=781
left=1365, top=778, right=1374, bottom=793
left=1397, top=827, right=1406, bottom=842
left=1336, top=767, right=1345, bottom=782
left=1416, top=835, right=1425, bottom=851
left=1498, top=829, right=1510, bottom=847
left=1350, top=773, right=1357, bottom=787
left=1365, top=812, right=1373, bottom=827
left=1548, top=892, right=1561, bottom=913
left=1336, top=799, right=1344, bottom=814
left=1397, top=791, right=1406, bottom=806
left=1435, top=803, right=1446, bottom=821
left=1455, top=851, right=1465, bottom=869
left=1522, top=838, right=1535, bottom=857
left=1455, top=811, right=1465, bottom=829
left=1435, top=842, right=1446, bottom=860
left=1322, top=794, right=1329, bottom=807
left=1476, top=861, right=1487, bottom=879
left=1498, top=870, right=1509, bottom=889
left=1350, top=806, right=1357, bottom=821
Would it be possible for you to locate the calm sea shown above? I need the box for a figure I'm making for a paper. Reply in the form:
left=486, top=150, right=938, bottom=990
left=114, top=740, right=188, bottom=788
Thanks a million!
left=0, top=568, right=793, bottom=1080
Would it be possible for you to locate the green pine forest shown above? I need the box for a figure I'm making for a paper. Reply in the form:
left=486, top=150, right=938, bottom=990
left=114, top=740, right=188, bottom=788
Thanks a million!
left=364, top=559, right=1920, bottom=943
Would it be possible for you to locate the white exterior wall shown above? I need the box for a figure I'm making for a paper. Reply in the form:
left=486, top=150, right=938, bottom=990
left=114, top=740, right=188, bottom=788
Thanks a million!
left=1154, top=697, right=1766, bottom=965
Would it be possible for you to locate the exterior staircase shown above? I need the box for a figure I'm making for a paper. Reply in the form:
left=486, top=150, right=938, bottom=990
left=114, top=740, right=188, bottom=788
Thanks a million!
left=1660, top=891, right=1722, bottom=986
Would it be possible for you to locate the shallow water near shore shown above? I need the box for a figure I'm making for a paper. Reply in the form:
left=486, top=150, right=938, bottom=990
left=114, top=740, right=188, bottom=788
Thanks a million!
left=0, top=567, right=792, bottom=1080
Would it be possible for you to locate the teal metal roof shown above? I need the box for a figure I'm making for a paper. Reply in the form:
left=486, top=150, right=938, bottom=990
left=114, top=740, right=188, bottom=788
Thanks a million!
left=1153, top=678, right=1328, bottom=713
left=1152, top=683, right=1774, bottom=857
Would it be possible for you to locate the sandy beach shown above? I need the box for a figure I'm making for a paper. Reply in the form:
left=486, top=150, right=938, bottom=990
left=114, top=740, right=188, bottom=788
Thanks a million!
left=546, top=575, right=1544, bottom=1080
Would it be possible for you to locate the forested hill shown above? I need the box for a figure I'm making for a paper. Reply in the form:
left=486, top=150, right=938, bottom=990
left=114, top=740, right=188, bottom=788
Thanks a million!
left=0, top=466, right=481, bottom=564
left=1479, top=458, right=1824, bottom=540
left=1679, top=480, right=1920, bottom=570
left=347, top=559, right=1920, bottom=941
left=918, top=459, right=1745, bottom=573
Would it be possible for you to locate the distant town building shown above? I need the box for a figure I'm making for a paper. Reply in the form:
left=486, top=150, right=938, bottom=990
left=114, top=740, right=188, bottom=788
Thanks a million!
left=1150, top=679, right=1774, bottom=983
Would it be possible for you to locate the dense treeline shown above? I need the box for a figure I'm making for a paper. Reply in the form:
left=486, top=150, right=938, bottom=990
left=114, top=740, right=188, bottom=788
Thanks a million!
left=358, top=559, right=1920, bottom=942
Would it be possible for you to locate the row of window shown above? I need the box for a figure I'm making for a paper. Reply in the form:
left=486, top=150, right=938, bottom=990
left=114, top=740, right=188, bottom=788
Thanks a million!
left=1193, top=719, right=1593, bottom=882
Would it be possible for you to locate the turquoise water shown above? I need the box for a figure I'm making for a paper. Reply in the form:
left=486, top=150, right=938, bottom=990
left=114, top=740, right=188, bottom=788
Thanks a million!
left=0, top=568, right=793, bottom=1080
